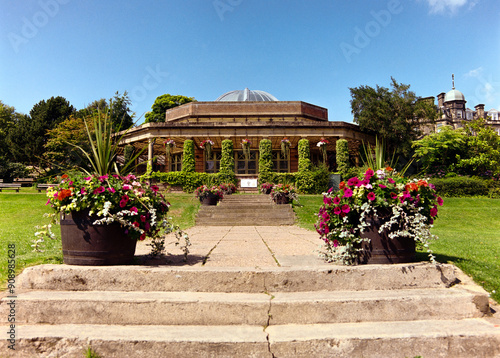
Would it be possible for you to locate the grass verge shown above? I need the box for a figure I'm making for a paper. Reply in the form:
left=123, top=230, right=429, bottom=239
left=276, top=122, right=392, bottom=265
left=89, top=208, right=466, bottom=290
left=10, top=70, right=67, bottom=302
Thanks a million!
left=0, top=192, right=199, bottom=290
left=293, top=195, right=500, bottom=303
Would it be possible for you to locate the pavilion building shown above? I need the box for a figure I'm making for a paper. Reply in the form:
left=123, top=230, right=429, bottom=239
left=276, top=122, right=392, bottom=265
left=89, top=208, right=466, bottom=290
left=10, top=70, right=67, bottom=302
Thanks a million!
left=119, top=89, right=373, bottom=185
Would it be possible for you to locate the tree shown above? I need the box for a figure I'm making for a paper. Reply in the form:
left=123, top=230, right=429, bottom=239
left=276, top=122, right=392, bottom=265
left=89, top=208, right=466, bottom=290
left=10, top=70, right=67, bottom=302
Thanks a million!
left=78, top=91, right=134, bottom=131
left=43, top=115, right=96, bottom=171
left=0, top=101, right=29, bottom=180
left=457, top=118, right=500, bottom=176
left=413, top=126, right=466, bottom=175
left=350, top=77, right=437, bottom=156
left=145, top=94, right=195, bottom=123
left=8, top=96, right=75, bottom=166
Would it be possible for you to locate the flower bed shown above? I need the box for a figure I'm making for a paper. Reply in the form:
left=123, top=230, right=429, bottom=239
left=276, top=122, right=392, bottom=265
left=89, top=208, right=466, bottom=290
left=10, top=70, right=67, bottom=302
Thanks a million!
left=316, top=167, right=443, bottom=265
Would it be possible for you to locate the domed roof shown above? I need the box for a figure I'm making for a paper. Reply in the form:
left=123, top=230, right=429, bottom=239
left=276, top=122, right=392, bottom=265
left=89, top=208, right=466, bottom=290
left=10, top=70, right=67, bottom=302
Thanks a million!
left=444, top=89, right=465, bottom=102
left=215, top=88, right=278, bottom=102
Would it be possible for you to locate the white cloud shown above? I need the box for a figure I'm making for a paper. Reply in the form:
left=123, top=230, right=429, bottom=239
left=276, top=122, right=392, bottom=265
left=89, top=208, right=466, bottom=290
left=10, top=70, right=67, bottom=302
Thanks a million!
left=422, top=0, right=476, bottom=14
left=465, top=67, right=484, bottom=78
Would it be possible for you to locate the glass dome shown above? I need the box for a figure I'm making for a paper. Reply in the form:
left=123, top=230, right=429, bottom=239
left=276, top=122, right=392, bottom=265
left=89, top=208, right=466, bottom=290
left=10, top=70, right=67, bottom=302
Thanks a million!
left=215, top=88, right=278, bottom=102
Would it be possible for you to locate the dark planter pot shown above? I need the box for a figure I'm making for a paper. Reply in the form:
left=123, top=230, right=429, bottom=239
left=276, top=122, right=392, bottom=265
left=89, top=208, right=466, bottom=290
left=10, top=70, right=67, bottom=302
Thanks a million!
left=200, top=193, right=220, bottom=206
left=262, top=188, right=272, bottom=195
left=273, top=195, right=291, bottom=205
left=60, top=211, right=137, bottom=266
left=358, top=215, right=416, bottom=264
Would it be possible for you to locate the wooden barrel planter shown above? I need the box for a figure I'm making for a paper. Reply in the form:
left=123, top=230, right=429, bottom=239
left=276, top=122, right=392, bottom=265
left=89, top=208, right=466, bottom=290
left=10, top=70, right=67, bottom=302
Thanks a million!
left=200, top=193, right=220, bottom=206
left=60, top=211, right=137, bottom=266
left=273, top=195, right=291, bottom=205
left=358, top=215, right=416, bottom=264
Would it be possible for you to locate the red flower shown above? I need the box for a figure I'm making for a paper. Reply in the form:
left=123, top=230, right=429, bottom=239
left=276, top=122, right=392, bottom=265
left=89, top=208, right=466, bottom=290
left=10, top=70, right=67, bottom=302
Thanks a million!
left=57, top=189, right=72, bottom=201
left=430, top=206, right=438, bottom=217
left=333, top=206, right=342, bottom=215
left=367, top=192, right=376, bottom=201
left=347, top=177, right=359, bottom=187
left=341, top=204, right=350, bottom=213
left=339, top=181, right=346, bottom=190
left=437, top=197, right=444, bottom=206
left=333, top=196, right=341, bottom=205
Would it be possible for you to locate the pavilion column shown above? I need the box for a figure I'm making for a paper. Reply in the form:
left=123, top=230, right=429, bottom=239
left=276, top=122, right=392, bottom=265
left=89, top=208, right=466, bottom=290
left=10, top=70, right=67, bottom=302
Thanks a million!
left=148, top=139, right=154, bottom=170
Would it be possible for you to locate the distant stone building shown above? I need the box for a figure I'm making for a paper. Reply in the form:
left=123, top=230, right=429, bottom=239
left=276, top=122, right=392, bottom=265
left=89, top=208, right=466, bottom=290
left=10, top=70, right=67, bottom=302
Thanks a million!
left=423, top=76, right=500, bottom=134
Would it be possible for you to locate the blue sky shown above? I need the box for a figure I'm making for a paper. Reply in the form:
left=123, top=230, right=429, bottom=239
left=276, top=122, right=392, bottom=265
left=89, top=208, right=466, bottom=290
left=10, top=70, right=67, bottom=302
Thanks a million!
left=1, top=0, right=499, bottom=124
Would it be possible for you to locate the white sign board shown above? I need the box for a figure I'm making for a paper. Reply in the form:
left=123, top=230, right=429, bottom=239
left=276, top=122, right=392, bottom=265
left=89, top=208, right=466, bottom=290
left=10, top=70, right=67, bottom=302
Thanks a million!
left=240, top=179, right=258, bottom=188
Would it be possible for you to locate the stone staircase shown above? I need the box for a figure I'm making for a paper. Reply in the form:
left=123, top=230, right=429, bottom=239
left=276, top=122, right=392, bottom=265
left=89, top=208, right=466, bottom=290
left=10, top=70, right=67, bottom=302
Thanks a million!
left=1, top=263, right=499, bottom=357
left=196, top=194, right=295, bottom=226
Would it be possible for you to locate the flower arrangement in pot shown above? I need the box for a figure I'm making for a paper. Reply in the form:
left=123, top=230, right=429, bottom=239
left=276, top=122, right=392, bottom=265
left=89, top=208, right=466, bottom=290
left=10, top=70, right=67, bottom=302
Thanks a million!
left=271, top=183, right=299, bottom=204
left=241, top=138, right=251, bottom=160
left=200, top=139, right=214, bottom=160
left=315, top=166, right=443, bottom=265
left=194, top=185, right=224, bottom=205
left=219, top=183, right=236, bottom=196
left=260, top=182, right=273, bottom=195
left=33, top=111, right=190, bottom=265
left=281, top=138, right=291, bottom=159
left=317, top=138, right=329, bottom=164
left=164, top=138, right=175, bottom=161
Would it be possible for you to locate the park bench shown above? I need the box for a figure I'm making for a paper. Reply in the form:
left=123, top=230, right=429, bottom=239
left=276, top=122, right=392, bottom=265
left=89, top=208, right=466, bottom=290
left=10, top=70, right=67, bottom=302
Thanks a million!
left=14, top=178, right=34, bottom=187
left=37, top=183, right=55, bottom=192
left=0, top=183, right=22, bottom=192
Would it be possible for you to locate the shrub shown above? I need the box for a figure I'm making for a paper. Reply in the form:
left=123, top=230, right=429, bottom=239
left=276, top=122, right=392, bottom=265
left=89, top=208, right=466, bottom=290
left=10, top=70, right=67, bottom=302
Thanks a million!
left=258, top=139, right=273, bottom=184
left=220, top=139, right=234, bottom=175
left=298, top=139, right=311, bottom=172
left=148, top=171, right=236, bottom=193
left=182, top=140, right=195, bottom=172
left=336, top=139, right=349, bottom=178
left=430, top=177, right=489, bottom=197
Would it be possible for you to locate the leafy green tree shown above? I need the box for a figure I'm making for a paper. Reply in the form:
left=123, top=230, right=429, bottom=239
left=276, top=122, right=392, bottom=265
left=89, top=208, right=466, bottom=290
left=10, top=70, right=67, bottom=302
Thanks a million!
left=413, top=126, right=466, bottom=175
left=0, top=101, right=16, bottom=160
left=350, top=77, right=437, bottom=156
left=78, top=91, right=134, bottom=131
left=7, top=96, right=75, bottom=166
left=145, top=94, right=195, bottom=123
left=457, top=118, right=500, bottom=176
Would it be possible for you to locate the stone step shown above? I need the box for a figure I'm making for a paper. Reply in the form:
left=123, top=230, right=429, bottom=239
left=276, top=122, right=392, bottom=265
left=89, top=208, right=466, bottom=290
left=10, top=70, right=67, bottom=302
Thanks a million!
left=2, top=319, right=499, bottom=357
left=197, top=206, right=291, bottom=213
left=15, top=263, right=459, bottom=293
left=195, top=219, right=295, bottom=226
left=4, top=288, right=488, bottom=326
left=195, top=211, right=294, bottom=220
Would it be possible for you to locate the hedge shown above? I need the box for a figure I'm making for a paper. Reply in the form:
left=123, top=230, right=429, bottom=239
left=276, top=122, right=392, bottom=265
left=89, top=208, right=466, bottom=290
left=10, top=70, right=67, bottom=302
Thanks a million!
left=220, top=139, right=234, bottom=175
left=430, top=177, right=490, bottom=197
left=182, top=140, right=195, bottom=172
left=258, top=139, right=273, bottom=184
left=298, top=139, right=311, bottom=172
left=336, top=139, right=349, bottom=178
left=148, top=171, right=237, bottom=193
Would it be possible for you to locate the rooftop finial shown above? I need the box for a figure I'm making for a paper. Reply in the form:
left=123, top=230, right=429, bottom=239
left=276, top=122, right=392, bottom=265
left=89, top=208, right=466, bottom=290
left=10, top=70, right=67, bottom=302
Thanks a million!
left=452, top=73, right=455, bottom=90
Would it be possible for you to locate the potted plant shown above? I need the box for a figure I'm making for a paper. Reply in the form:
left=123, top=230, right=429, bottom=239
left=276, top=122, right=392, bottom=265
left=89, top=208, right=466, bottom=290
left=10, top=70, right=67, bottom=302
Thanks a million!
left=271, top=183, right=299, bottom=204
left=200, top=139, right=214, bottom=160
left=260, top=182, right=273, bottom=195
left=317, top=138, right=329, bottom=165
left=219, top=183, right=236, bottom=196
left=33, top=111, right=189, bottom=265
left=241, top=138, right=251, bottom=161
left=315, top=167, right=443, bottom=265
left=281, top=138, right=291, bottom=159
left=194, top=185, right=224, bottom=205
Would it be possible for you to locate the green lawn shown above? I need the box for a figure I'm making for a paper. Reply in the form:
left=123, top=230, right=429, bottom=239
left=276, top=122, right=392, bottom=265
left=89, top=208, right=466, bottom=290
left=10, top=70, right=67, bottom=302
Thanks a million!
left=293, top=195, right=500, bottom=303
left=0, top=192, right=199, bottom=290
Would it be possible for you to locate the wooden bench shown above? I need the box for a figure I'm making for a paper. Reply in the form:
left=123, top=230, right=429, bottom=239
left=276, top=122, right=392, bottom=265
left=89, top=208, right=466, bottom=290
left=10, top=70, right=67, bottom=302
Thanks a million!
left=14, top=178, right=34, bottom=187
left=37, top=183, right=55, bottom=192
left=0, top=183, right=22, bottom=192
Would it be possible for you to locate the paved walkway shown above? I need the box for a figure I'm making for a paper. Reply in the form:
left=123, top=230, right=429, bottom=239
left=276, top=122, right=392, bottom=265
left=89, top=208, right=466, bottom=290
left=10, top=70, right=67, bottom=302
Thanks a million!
left=135, top=225, right=330, bottom=268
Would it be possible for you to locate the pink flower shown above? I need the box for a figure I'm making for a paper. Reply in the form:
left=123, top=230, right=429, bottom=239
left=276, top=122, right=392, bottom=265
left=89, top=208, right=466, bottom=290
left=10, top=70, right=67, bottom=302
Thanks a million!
left=378, top=184, right=387, bottom=189
left=332, top=239, right=339, bottom=247
left=119, top=200, right=127, bottom=208
left=343, top=188, right=353, bottom=198
left=437, top=197, right=444, bottom=206
left=140, top=215, right=146, bottom=222
left=107, top=187, right=116, bottom=193
left=347, top=177, right=359, bottom=187
left=333, top=196, right=341, bottom=205
left=140, top=233, right=146, bottom=241
left=98, top=174, right=109, bottom=182
left=151, top=185, right=159, bottom=193
left=430, top=206, right=438, bottom=217
left=367, top=192, right=376, bottom=201
left=122, top=184, right=132, bottom=191
left=388, top=178, right=395, bottom=184
left=133, top=221, right=140, bottom=228
left=130, top=207, right=138, bottom=214
left=80, top=187, right=86, bottom=195
left=323, top=196, right=332, bottom=205
left=93, top=186, right=105, bottom=195
left=365, top=168, right=374, bottom=179
left=333, top=206, right=342, bottom=215
left=322, top=211, right=330, bottom=221
left=341, top=204, right=350, bottom=213
left=84, top=176, right=92, bottom=181
left=390, top=192, right=398, bottom=200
